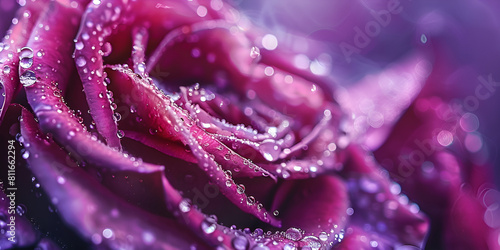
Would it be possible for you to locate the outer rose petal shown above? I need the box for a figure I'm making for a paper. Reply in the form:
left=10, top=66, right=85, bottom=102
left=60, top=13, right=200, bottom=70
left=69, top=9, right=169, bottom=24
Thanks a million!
left=341, top=145, right=429, bottom=248
left=20, top=107, right=208, bottom=249
left=271, top=175, right=350, bottom=247
left=445, top=189, right=499, bottom=250
left=22, top=0, right=162, bottom=174
left=0, top=0, right=50, bottom=123
left=336, top=54, right=431, bottom=150
left=105, top=65, right=280, bottom=227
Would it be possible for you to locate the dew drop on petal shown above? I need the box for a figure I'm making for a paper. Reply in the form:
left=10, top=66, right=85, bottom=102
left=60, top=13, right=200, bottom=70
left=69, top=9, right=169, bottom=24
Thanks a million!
left=57, top=176, right=66, bottom=184
left=113, top=112, right=122, bottom=122
left=75, top=41, right=84, bottom=50
left=19, top=57, right=33, bottom=68
left=22, top=150, right=29, bottom=159
left=116, top=130, right=124, bottom=138
left=16, top=204, right=27, bottom=216
left=250, top=46, right=260, bottom=59
left=232, top=235, right=249, bottom=250
left=283, top=243, right=297, bottom=250
left=76, top=56, right=87, bottom=67
left=318, top=232, right=328, bottom=241
left=201, top=218, right=217, bottom=234
left=3, top=65, right=10, bottom=74
left=179, top=199, right=191, bottom=213
left=285, top=227, right=303, bottom=241
left=20, top=70, right=37, bottom=87
left=102, top=42, right=112, bottom=56
left=19, top=46, right=33, bottom=59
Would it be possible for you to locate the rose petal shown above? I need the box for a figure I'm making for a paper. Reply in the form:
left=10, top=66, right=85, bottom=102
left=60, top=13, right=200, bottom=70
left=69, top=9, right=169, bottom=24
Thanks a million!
left=337, top=54, right=430, bottom=150
left=271, top=175, right=349, bottom=247
left=73, top=0, right=134, bottom=149
left=21, top=1, right=162, bottom=173
left=105, top=65, right=280, bottom=226
left=341, top=145, right=429, bottom=247
left=107, top=65, right=275, bottom=179
left=20, top=107, right=206, bottom=249
left=0, top=0, right=50, bottom=123
left=445, top=189, right=497, bottom=250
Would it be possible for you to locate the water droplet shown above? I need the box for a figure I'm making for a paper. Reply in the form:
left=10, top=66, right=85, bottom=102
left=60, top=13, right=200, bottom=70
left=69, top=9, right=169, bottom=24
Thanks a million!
left=113, top=112, right=121, bottom=122
left=273, top=210, right=279, bottom=216
left=20, top=57, right=33, bottom=69
left=232, top=235, right=249, bottom=250
left=19, top=47, right=34, bottom=69
left=283, top=243, right=297, bottom=250
left=102, top=42, right=112, bottom=56
left=237, top=184, right=245, bottom=194
left=201, top=218, right=217, bottom=234
left=318, top=232, right=328, bottom=241
left=19, top=47, right=33, bottom=59
left=420, top=34, right=428, bottom=44
left=301, top=236, right=321, bottom=250
left=116, top=130, right=124, bottom=138
left=57, top=176, right=66, bottom=184
left=179, top=199, right=191, bottom=213
left=22, top=150, right=29, bottom=159
left=3, top=65, right=10, bottom=74
left=259, top=140, right=280, bottom=162
left=16, top=204, right=27, bottom=216
left=76, top=56, right=87, bottom=67
left=285, top=227, right=303, bottom=241
left=246, top=196, right=256, bottom=205
left=75, top=41, right=84, bottom=50
left=250, top=46, right=260, bottom=59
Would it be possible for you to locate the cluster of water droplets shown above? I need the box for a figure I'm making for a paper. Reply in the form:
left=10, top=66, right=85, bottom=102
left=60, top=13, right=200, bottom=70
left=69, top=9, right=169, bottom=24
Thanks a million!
left=18, top=47, right=36, bottom=87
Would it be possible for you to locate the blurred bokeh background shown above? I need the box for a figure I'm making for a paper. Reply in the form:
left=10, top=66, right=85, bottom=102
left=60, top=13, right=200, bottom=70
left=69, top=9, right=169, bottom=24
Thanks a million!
left=234, top=0, right=500, bottom=187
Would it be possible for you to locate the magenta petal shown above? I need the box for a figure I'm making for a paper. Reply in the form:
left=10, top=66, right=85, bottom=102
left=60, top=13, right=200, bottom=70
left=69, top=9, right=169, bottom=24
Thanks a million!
left=106, top=65, right=280, bottom=226
left=123, top=129, right=198, bottom=164
left=337, top=54, right=430, bottom=150
left=73, top=0, right=134, bottom=149
left=342, top=145, right=429, bottom=247
left=20, top=108, right=206, bottom=249
left=21, top=1, right=161, bottom=174
left=444, top=189, right=498, bottom=250
left=333, top=226, right=393, bottom=250
left=272, top=175, right=349, bottom=246
left=0, top=0, right=50, bottom=123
